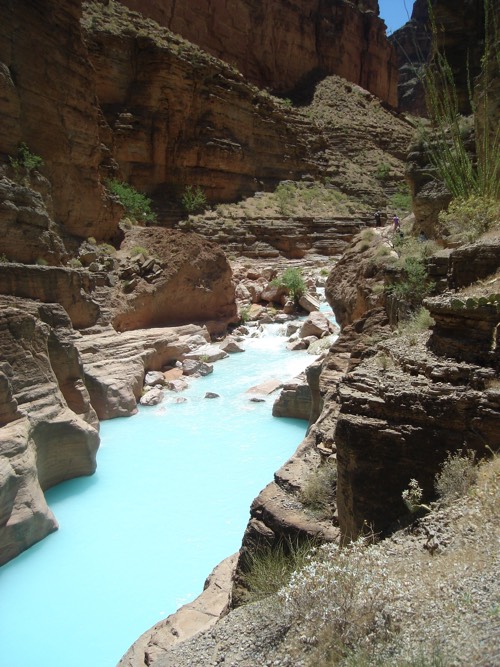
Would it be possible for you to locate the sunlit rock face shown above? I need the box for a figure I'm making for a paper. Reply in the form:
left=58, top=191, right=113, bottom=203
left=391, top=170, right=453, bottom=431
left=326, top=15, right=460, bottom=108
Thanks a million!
left=0, top=300, right=100, bottom=565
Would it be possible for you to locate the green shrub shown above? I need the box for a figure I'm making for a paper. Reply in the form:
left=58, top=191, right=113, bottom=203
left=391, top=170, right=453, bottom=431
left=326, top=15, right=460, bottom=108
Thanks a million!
left=387, top=257, right=434, bottom=306
left=87, top=236, right=97, bottom=245
left=375, top=162, right=391, bottom=181
left=9, top=143, right=43, bottom=182
left=241, top=539, right=314, bottom=603
left=389, top=184, right=412, bottom=213
left=67, top=258, right=83, bottom=268
left=181, top=185, right=207, bottom=214
left=274, top=182, right=296, bottom=215
left=398, top=307, right=435, bottom=337
left=130, top=245, right=149, bottom=257
left=271, top=267, right=306, bottom=303
left=435, top=451, right=477, bottom=505
left=438, top=195, right=500, bottom=243
left=299, top=461, right=337, bottom=518
left=108, top=179, right=156, bottom=224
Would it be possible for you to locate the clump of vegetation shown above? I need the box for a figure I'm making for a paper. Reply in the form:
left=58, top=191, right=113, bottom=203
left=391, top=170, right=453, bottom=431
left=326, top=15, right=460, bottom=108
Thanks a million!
left=375, top=162, right=391, bottom=181
left=389, top=184, right=412, bottom=214
left=240, top=539, right=314, bottom=604
left=274, top=182, right=296, bottom=215
left=435, top=451, right=478, bottom=505
left=87, top=236, right=97, bottom=245
left=98, top=243, right=116, bottom=256
left=299, top=461, right=337, bottom=519
left=181, top=185, right=207, bottom=214
left=9, top=143, right=44, bottom=183
left=387, top=256, right=434, bottom=306
left=108, top=179, right=156, bottom=224
left=402, top=478, right=431, bottom=513
left=438, top=195, right=500, bottom=243
left=398, top=307, right=435, bottom=339
left=279, top=539, right=397, bottom=665
left=67, top=258, right=83, bottom=268
left=420, top=0, right=499, bottom=235
left=271, top=267, right=306, bottom=303
left=130, top=245, right=149, bottom=257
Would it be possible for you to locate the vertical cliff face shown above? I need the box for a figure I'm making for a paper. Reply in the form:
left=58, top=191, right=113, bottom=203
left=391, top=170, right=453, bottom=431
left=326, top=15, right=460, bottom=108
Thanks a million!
left=82, top=1, right=323, bottom=204
left=118, top=0, right=398, bottom=107
left=0, top=0, right=120, bottom=240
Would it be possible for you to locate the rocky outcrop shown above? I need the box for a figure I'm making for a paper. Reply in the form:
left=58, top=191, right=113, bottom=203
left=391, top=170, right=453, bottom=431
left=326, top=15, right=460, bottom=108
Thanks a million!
left=390, top=0, right=431, bottom=115
left=119, top=554, right=237, bottom=667
left=0, top=299, right=99, bottom=564
left=272, top=374, right=312, bottom=421
left=76, top=324, right=211, bottom=420
left=335, top=336, right=499, bottom=540
left=0, top=0, right=119, bottom=241
left=0, top=175, right=69, bottom=265
left=118, top=0, right=398, bottom=107
left=110, top=228, right=237, bottom=335
left=190, top=213, right=369, bottom=260
left=0, top=264, right=100, bottom=329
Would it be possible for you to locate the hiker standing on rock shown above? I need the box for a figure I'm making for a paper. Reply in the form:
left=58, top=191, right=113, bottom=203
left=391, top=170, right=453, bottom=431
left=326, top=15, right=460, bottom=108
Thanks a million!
left=374, top=210, right=382, bottom=227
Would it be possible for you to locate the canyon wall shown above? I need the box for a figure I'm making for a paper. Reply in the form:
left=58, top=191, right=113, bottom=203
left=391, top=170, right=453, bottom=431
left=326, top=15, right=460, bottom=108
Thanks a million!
left=118, top=0, right=398, bottom=107
left=82, top=1, right=323, bottom=206
left=0, top=0, right=120, bottom=241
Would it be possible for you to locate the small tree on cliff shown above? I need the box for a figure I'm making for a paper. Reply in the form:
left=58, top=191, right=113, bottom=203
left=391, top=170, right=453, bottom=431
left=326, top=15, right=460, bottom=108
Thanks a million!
left=107, top=180, right=156, bottom=224
left=271, top=268, right=306, bottom=304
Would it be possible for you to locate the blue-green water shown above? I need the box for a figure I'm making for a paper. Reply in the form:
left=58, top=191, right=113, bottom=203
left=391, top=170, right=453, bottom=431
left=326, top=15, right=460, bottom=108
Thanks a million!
left=0, top=324, right=314, bottom=667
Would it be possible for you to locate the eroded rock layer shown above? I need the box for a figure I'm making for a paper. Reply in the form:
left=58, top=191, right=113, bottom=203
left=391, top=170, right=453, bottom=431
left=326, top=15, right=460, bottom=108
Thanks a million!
left=118, top=0, right=398, bottom=106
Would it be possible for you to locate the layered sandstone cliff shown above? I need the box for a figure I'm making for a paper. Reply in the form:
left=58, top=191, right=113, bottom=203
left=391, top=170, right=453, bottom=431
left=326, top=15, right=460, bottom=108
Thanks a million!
left=118, top=0, right=398, bottom=107
left=81, top=0, right=324, bottom=208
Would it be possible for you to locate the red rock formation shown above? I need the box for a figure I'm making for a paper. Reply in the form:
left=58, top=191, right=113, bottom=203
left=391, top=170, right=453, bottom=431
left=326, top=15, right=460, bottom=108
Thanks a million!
left=111, top=228, right=237, bottom=334
left=118, top=0, right=398, bottom=107
left=0, top=0, right=120, bottom=241
left=82, top=2, right=322, bottom=205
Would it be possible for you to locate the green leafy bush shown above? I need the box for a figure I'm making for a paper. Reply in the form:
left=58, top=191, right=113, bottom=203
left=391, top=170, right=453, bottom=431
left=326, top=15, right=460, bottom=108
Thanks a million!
left=9, top=143, right=44, bottom=182
left=130, top=245, right=149, bottom=257
left=181, top=185, right=207, bottom=214
left=108, top=180, right=156, bottom=224
left=375, top=162, right=391, bottom=181
left=438, top=195, right=500, bottom=243
left=271, top=267, right=306, bottom=303
left=389, top=184, right=412, bottom=213
left=387, top=256, right=434, bottom=306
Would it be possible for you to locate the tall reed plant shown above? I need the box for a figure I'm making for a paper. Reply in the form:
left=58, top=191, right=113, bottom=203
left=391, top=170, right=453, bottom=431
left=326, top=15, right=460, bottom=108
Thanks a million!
left=421, top=0, right=499, bottom=202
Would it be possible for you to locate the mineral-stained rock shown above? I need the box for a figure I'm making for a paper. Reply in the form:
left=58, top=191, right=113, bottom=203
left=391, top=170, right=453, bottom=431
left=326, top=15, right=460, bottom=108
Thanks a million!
left=425, top=294, right=500, bottom=366
left=334, top=340, right=499, bottom=540
left=144, top=371, right=166, bottom=386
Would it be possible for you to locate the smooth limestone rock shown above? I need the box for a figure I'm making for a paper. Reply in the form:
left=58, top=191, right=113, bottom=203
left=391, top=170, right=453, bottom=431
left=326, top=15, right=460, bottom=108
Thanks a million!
left=76, top=324, right=210, bottom=420
left=0, top=301, right=99, bottom=565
